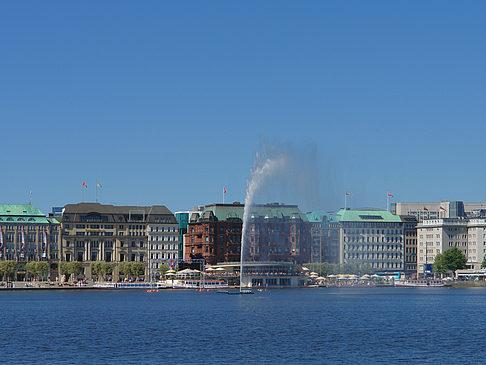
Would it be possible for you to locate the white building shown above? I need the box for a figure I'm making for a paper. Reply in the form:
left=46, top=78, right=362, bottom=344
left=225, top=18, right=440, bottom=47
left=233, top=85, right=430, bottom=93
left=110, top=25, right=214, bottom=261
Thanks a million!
left=416, top=218, right=471, bottom=276
left=147, top=220, right=179, bottom=269
left=392, top=201, right=486, bottom=221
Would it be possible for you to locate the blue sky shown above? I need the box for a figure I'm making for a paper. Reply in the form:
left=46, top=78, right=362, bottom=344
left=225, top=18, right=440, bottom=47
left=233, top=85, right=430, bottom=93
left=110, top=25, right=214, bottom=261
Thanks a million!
left=1, top=1, right=486, bottom=214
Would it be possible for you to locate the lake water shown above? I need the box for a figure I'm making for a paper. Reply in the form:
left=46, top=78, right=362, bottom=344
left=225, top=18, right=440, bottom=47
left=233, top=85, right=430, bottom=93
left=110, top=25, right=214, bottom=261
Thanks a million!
left=1, top=288, right=485, bottom=364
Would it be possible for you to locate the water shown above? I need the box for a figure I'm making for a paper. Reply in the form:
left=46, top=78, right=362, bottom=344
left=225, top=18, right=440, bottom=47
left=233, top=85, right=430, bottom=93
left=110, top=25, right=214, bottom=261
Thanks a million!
left=1, top=288, right=486, bottom=364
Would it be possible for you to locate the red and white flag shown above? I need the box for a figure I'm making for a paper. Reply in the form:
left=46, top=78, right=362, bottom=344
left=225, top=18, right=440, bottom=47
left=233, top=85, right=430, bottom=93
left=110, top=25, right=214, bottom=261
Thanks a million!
left=345, top=192, right=351, bottom=196
left=83, top=181, right=87, bottom=188
left=223, top=187, right=227, bottom=194
left=387, top=193, right=393, bottom=197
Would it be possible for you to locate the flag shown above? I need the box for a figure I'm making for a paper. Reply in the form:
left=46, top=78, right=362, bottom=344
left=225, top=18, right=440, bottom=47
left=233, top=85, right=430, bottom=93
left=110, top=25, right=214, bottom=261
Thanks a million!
left=345, top=192, right=351, bottom=196
left=423, top=207, right=429, bottom=211
left=387, top=193, right=393, bottom=197
left=20, top=228, right=25, bottom=258
left=223, top=187, right=226, bottom=194
left=440, top=207, right=447, bottom=211
left=42, top=229, right=47, bottom=258
left=97, top=182, right=102, bottom=188
left=83, top=181, right=87, bottom=188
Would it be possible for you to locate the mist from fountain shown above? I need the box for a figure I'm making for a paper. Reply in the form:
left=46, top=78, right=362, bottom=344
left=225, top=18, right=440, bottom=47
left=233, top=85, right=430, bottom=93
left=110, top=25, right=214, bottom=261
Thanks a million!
left=239, top=155, right=287, bottom=290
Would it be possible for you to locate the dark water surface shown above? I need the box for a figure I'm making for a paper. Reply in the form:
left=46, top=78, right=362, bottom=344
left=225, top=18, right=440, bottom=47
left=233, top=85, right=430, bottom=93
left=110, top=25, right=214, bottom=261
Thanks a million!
left=1, top=288, right=485, bottom=364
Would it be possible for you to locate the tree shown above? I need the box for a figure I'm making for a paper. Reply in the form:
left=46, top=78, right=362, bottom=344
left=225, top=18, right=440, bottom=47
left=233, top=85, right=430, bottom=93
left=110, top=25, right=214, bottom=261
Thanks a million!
left=37, top=262, right=50, bottom=280
left=118, top=262, right=132, bottom=279
left=70, top=262, right=83, bottom=280
left=131, top=262, right=145, bottom=278
left=434, top=248, right=467, bottom=276
left=0, top=260, right=16, bottom=281
left=91, top=261, right=103, bottom=281
left=159, top=263, right=169, bottom=277
left=91, top=261, right=114, bottom=281
left=26, top=262, right=37, bottom=279
left=103, top=262, right=114, bottom=280
left=59, top=261, right=83, bottom=282
left=59, top=261, right=71, bottom=281
left=482, top=257, right=486, bottom=269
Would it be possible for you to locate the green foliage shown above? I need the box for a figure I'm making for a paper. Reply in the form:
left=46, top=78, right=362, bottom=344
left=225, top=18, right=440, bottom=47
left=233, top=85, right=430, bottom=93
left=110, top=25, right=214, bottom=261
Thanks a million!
left=37, top=262, right=50, bottom=277
left=26, top=262, right=37, bottom=277
left=118, top=261, right=132, bottom=276
left=159, top=263, right=169, bottom=276
left=26, top=261, right=51, bottom=280
left=303, top=262, right=373, bottom=276
left=482, top=257, right=486, bottom=269
left=0, top=260, right=16, bottom=280
left=131, top=262, right=145, bottom=277
left=434, top=247, right=467, bottom=275
left=91, top=261, right=115, bottom=281
left=59, top=261, right=83, bottom=281
left=118, top=261, right=146, bottom=278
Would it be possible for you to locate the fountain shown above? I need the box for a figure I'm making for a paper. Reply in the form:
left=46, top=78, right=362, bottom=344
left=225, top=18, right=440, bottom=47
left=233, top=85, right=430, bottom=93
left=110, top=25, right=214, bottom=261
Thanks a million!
left=239, top=155, right=287, bottom=292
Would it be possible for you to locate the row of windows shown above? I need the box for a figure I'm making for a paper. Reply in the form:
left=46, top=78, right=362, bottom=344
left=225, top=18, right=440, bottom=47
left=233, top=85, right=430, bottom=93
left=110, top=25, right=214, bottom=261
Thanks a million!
left=150, top=236, right=177, bottom=242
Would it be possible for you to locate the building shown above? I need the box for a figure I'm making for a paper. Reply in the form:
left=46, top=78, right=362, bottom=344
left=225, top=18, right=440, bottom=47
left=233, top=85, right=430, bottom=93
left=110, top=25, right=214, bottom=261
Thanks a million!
left=401, top=215, right=418, bottom=275
left=61, top=203, right=178, bottom=280
left=0, top=204, right=60, bottom=280
left=246, top=203, right=311, bottom=264
left=417, top=217, right=486, bottom=276
left=416, top=218, right=468, bottom=276
left=325, top=209, right=405, bottom=271
left=306, top=210, right=340, bottom=264
left=184, top=203, right=244, bottom=266
left=391, top=201, right=486, bottom=221
left=184, top=202, right=311, bottom=266
left=175, top=211, right=201, bottom=261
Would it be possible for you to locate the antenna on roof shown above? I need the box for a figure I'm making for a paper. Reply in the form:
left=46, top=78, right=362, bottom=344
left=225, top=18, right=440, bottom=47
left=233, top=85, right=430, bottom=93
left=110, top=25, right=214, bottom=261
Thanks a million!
left=29, top=189, right=32, bottom=205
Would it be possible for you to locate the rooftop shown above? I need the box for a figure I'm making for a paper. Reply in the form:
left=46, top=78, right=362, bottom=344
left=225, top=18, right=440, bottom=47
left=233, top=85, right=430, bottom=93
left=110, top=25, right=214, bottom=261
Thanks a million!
left=336, top=209, right=402, bottom=223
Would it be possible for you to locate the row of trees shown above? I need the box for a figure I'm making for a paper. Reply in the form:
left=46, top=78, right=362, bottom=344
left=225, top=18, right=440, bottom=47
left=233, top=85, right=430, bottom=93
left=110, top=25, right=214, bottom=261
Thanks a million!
left=0, top=261, right=16, bottom=281
left=57, top=261, right=147, bottom=282
left=25, top=262, right=50, bottom=280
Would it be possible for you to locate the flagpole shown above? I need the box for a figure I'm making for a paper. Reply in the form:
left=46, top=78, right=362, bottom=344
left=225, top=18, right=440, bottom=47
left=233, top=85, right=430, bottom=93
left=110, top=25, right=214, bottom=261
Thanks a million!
left=344, top=193, right=347, bottom=210
left=386, top=192, right=389, bottom=212
left=96, top=183, right=98, bottom=203
left=223, top=188, right=224, bottom=204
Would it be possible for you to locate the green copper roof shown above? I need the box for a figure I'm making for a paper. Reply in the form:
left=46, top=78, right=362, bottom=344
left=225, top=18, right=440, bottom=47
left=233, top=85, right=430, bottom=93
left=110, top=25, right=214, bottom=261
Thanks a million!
left=201, top=203, right=308, bottom=222
left=0, top=204, right=45, bottom=216
left=336, top=209, right=402, bottom=223
left=306, top=210, right=340, bottom=223
left=0, top=204, right=51, bottom=224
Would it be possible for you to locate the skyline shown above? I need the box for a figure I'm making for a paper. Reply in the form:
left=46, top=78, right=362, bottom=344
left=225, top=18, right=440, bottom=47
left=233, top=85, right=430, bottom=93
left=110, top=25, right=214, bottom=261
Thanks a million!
left=2, top=2, right=486, bottom=214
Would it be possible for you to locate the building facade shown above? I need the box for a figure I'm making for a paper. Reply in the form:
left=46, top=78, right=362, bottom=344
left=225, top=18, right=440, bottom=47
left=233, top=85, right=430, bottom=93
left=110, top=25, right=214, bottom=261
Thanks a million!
left=391, top=201, right=486, bottom=221
left=175, top=211, right=201, bottom=261
left=330, top=209, right=405, bottom=271
left=401, top=215, right=418, bottom=275
left=416, top=218, right=468, bottom=276
left=306, top=210, right=340, bottom=264
left=61, top=203, right=178, bottom=280
left=0, top=204, right=60, bottom=279
left=184, top=203, right=311, bottom=266
left=417, top=217, right=486, bottom=276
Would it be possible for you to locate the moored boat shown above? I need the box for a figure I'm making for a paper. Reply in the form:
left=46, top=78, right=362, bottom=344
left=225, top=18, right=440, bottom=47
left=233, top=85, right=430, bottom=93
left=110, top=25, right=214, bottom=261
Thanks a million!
left=394, top=279, right=445, bottom=287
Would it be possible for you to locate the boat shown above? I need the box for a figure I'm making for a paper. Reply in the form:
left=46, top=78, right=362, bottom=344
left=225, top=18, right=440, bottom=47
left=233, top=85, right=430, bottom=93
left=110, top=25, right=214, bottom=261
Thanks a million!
left=394, top=279, right=445, bottom=287
left=218, top=289, right=254, bottom=295
left=168, top=279, right=228, bottom=289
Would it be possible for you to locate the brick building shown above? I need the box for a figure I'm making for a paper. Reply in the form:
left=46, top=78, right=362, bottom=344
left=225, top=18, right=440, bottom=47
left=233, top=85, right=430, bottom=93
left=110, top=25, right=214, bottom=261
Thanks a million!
left=184, top=203, right=311, bottom=266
